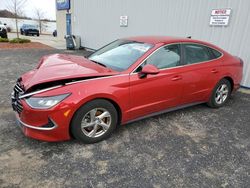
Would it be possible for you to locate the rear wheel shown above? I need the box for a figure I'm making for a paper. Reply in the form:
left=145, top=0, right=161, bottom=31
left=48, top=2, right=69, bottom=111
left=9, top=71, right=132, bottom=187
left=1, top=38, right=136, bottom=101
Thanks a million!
left=71, top=99, right=118, bottom=143
left=2, top=33, right=8, bottom=39
left=207, top=79, right=231, bottom=108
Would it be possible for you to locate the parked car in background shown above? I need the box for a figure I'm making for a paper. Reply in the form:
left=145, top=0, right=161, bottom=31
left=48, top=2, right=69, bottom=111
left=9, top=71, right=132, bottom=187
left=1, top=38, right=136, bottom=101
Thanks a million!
left=0, top=21, right=8, bottom=38
left=20, top=24, right=39, bottom=36
left=11, top=36, right=243, bottom=143
left=53, top=30, right=57, bottom=37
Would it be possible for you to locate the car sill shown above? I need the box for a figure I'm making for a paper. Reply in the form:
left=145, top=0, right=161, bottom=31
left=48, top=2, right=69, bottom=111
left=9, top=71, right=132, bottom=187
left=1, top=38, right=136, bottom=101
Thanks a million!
left=124, top=102, right=204, bottom=125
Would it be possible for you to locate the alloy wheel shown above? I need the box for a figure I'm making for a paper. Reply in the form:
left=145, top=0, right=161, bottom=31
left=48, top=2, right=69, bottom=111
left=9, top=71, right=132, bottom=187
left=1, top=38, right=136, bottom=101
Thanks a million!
left=81, top=108, right=111, bottom=138
left=215, top=84, right=229, bottom=105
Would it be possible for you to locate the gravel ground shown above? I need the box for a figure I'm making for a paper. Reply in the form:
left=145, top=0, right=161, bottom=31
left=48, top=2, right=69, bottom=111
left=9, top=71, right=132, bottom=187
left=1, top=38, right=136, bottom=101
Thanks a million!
left=0, top=49, right=250, bottom=188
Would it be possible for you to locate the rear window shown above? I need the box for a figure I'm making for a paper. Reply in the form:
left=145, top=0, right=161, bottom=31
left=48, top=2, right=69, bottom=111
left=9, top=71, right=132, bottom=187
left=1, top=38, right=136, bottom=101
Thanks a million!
left=184, top=44, right=212, bottom=64
left=210, top=48, right=222, bottom=58
left=184, top=44, right=222, bottom=65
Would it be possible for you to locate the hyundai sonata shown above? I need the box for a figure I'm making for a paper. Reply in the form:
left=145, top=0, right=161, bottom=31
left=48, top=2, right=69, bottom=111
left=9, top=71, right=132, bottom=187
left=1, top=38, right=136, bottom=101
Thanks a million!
left=11, top=36, right=243, bottom=143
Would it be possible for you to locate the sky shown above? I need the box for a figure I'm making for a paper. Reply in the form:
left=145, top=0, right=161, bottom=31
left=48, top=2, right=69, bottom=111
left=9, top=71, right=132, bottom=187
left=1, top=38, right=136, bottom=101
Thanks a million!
left=0, top=0, right=56, bottom=20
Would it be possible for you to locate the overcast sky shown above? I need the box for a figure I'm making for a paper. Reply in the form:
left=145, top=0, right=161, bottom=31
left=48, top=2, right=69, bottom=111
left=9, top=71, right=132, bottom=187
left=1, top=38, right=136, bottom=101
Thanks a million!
left=0, top=0, right=56, bottom=20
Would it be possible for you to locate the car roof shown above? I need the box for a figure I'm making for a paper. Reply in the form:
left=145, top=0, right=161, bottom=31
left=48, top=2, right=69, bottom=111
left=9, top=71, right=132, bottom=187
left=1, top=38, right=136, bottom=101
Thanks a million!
left=124, top=36, right=224, bottom=52
left=125, top=36, right=209, bottom=45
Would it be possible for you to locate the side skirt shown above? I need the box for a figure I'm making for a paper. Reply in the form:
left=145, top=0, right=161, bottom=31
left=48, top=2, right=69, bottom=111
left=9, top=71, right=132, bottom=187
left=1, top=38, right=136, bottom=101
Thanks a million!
left=123, top=101, right=205, bottom=125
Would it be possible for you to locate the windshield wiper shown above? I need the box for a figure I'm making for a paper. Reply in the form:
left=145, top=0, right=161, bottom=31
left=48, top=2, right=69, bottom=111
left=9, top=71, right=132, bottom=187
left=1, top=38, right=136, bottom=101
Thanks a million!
left=90, top=60, right=107, bottom=67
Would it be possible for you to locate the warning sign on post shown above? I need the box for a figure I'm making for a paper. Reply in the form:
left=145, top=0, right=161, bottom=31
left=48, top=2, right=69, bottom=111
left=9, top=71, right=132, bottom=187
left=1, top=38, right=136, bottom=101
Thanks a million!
left=210, top=9, right=231, bottom=26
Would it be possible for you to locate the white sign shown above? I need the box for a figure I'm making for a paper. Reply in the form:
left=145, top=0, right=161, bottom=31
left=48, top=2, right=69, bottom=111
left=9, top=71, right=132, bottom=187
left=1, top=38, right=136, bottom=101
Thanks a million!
left=120, top=16, right=128, bottom=27
left=210, top=8, right=231, bottom=26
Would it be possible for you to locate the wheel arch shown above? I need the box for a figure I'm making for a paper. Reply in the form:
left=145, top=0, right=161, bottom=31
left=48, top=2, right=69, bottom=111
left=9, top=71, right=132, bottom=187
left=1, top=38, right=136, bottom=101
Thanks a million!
left=69, top=96, right=123, bottom=138
left=222, top=76, right=234, bottom=92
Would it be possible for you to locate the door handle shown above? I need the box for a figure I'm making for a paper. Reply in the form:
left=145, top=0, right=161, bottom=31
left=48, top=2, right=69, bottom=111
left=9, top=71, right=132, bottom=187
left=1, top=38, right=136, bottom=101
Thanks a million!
left=171, top=75, right=182, bottom=81
left=211, top=69, right=218, bottom=73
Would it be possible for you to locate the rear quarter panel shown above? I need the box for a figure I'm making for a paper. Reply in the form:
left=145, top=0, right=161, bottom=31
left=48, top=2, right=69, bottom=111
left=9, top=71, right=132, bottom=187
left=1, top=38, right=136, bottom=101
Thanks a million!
left=220, top=54, right=243, bottom=91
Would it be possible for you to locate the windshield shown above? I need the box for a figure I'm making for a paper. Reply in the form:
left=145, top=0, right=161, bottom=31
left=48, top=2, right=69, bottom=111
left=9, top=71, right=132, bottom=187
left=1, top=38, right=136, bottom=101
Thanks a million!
left=88, top=40, right=153, bottom=71
left=28, top=25, right=37, bottom=29
left=24, top=25, right=36, bottom=29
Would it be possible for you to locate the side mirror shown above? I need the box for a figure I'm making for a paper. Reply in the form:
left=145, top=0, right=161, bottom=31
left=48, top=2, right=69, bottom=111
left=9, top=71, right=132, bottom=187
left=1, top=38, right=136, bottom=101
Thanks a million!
left=139, top=64, right=159, bottom=78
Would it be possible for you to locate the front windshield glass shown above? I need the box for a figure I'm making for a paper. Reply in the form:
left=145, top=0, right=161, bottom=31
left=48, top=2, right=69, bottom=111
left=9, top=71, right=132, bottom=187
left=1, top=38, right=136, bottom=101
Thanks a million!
left=28, top=25, right=36, bottom=29
left=88, top=40, right=153, bottom=71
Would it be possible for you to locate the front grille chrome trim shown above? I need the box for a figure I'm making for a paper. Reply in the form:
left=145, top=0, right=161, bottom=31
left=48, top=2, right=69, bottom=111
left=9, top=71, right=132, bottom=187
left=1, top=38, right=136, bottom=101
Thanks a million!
left=12, top=81, right=25, bottom=114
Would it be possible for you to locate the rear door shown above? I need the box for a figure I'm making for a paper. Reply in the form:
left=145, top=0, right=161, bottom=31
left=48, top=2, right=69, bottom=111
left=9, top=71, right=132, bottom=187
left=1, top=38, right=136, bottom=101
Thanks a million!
left=179, top=43, right=223, bottom=104
left=129, top=44, right=184, bottom=120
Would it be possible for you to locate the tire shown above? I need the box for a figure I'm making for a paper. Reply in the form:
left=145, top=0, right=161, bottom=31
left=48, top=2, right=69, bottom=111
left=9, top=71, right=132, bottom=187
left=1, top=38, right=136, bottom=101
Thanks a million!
left=2, top=33, right=8, bottom=39
left=71, top=99, right=118, bottom=143
left=37, top=33, right=39, bottom=37
left=207, top=79, right=232, bottom=108
left=25, top=32, right=28, bottom=36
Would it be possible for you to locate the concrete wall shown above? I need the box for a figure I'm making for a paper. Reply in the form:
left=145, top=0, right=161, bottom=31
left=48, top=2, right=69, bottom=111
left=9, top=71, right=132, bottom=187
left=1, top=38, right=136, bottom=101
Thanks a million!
left=56, top=10, right=67, bottom=39
left=0, top=17, right=56, bottom=34
left=71, top=0, right=250, bottom=87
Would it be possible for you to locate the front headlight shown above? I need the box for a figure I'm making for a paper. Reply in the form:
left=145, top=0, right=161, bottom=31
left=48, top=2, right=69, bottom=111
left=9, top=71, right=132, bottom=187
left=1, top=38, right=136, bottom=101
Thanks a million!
left=25, top=93, right=70, bottom=109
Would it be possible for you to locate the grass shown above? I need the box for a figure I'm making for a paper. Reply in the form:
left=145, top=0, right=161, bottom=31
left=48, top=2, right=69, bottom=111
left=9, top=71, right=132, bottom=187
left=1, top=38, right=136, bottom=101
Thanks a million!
left=9, top=38, right=31, bottom=43
left=0, top=38, right=9, bottom=42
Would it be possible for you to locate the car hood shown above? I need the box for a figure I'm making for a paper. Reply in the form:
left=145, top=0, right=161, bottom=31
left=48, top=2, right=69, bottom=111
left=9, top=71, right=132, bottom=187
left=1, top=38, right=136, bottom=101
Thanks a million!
left=21, top=54, right=118, bottom=90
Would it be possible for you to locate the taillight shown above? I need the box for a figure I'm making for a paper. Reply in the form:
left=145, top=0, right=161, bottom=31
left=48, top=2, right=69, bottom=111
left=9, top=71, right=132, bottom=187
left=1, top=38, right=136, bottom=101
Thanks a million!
left=235, top=56, right=244, bottom=66
left=239, top=58, right=244, bottom=66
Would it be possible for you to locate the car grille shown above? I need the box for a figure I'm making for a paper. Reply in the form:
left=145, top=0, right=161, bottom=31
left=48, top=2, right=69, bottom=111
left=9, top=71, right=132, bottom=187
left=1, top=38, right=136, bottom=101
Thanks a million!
left=11, top=81, right=25, bottom=114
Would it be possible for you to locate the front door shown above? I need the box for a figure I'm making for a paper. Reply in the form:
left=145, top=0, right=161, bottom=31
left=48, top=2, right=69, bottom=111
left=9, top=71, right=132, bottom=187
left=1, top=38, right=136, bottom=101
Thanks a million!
left=128, top=44, right=184, bottom=120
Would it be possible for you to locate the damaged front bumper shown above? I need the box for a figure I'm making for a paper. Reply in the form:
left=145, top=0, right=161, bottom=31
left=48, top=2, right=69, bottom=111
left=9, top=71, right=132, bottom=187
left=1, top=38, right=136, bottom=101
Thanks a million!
left=13, top=101, right=72, bottom=142
left=11, top=80, right=73, bottom=142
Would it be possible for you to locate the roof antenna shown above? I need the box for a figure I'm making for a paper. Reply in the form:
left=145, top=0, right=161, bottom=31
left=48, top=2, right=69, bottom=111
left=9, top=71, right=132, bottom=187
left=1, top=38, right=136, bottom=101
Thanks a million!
left=187, top=36, right=192, bottom=39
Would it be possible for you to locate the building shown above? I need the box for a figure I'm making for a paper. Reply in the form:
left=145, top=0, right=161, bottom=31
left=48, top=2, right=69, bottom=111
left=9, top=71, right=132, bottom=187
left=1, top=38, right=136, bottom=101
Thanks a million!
left=56, top=0, right=250, bottom=88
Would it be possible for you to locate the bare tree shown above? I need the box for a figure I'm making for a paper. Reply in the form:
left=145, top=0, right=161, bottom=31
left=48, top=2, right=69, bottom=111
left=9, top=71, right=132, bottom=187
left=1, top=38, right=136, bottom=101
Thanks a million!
left=6, top=0, right=27, bottom=38
left=35, top=8, right=45, bottom=34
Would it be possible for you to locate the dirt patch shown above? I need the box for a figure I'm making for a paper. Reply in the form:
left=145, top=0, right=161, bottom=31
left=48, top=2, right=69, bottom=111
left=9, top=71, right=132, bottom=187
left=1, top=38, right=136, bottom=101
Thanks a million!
left=0, top=42, right=54, bottom=50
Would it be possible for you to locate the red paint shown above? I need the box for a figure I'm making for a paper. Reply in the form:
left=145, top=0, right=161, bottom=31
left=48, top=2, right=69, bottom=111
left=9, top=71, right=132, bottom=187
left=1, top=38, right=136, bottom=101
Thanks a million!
left=15, top=36, right=243, bottom=142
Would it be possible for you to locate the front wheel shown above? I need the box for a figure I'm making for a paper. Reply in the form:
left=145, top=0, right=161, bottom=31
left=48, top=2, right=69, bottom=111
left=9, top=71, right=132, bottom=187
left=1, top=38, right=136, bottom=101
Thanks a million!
left=207, top=79, right=231, bottom=108
left=71, top=99, right=118, bottom=143
left=2, top=33, right=8, bottom=39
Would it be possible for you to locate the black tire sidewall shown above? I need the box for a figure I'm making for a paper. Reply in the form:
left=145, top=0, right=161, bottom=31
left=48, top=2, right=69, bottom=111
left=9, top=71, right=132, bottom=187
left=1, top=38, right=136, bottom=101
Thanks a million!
left=71, top=99, right=118, bottom=143
left=209, top=79, right=231, bottom=108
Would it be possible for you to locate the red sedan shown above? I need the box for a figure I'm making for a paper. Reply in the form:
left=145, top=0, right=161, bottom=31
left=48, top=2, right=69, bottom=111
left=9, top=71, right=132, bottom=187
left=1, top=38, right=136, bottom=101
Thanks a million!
left=12, top=36, right=243, bottom=143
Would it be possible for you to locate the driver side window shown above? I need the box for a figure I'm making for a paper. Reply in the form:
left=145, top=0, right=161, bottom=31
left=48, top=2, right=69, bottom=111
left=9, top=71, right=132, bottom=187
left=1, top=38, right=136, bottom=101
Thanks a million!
left=136, top=44, right=181, bottom=72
